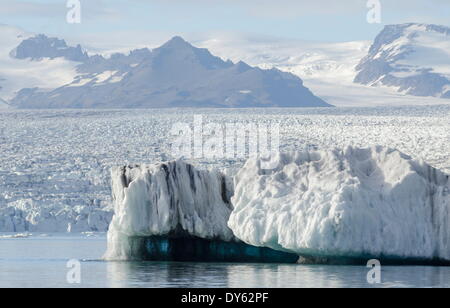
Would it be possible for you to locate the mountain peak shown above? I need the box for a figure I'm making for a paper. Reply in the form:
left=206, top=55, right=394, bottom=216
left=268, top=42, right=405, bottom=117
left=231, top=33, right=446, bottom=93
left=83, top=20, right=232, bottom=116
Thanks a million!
left=161, top=36, right=193, bottom=49
left=11, top=34, right=89, bottom=62
left=355, top=23, right=450, bottom=98
left=9, top=33, right=330, bottom=108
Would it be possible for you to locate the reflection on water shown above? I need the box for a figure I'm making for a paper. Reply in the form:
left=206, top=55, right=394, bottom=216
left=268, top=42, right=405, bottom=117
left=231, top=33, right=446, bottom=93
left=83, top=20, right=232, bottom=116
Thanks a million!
left=106, top=261, right=450, bottom=288
left=107, top=262, right=229, bottom=288
left=1, top=234, right=449, bottom=288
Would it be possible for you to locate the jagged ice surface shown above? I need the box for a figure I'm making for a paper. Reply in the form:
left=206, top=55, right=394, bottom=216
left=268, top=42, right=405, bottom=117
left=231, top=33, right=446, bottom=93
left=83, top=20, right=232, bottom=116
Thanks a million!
left=229, top=146, right=450, bottom=262
left=1, top=107, right=450, bottom=233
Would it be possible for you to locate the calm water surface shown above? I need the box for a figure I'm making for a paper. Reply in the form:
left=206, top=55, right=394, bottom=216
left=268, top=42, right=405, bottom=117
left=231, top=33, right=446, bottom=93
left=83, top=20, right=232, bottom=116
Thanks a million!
left=0, top=234, right=449, bottom=288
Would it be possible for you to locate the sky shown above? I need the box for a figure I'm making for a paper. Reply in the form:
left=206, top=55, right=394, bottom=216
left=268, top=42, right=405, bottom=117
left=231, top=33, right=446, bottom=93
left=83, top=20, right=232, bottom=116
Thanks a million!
left=1, top=0, right=450, bottom=49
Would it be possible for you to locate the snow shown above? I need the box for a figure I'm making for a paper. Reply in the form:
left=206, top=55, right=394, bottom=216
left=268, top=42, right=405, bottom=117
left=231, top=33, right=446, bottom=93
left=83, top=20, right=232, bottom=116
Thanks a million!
left=228, top=146, right=450, bottom=261
left=355, top=23, right=450, bottom=99
left=394, top=26, right=450, bottom=78
left=0, top=25, right=79, bottom=101
left=0, top=198, right=113, bottom=233
left=67, top=71, right=124, bottom=88
left=2, top=24, right=448, bottom=107
left=67, top=76, right=93, bottom=87
left=0, top=232, right=32, bottom=239
left=3, top=25, right=449, bottom=107
left=104, top=160, right=235, bottom=260
left=198, top=34, right=450, bottom=107
left=55, top=31, right=449, bottom=107
left=108, top=73, right=126, bottom=83
left=94, top=70, right=119, bottom=83
left=0, top=99, right=10, bottom=109
left=12, top=36, right=329, bottom=108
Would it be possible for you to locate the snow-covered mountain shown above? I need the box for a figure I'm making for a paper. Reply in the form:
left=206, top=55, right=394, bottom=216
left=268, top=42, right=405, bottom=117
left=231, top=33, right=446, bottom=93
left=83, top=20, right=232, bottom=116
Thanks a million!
left=8, top=35, right=330, bottom=108
left=198, top=33, right=449, bottom=107
left=355, top=23, right=450, bottom=98
left=11, top=34, right=89, bottom=62
left=0, top=25, right=79, bottom=101
left=198, top=37, right=373, bottom=107
left=3, top=23, right=450, bottom=108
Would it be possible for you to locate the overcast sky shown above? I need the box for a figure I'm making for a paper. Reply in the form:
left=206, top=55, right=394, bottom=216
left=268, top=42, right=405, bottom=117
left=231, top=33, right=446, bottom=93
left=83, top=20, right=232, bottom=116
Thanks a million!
left=1, top=0, right=450, bottom=48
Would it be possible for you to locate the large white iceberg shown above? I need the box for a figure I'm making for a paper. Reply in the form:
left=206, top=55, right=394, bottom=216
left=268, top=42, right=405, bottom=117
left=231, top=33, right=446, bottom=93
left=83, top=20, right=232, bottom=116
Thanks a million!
left=229, top=146, right=450, bottom=263
left=105, top=160, right=235, bottom=260
left=104, top=160, right=298, bottom=262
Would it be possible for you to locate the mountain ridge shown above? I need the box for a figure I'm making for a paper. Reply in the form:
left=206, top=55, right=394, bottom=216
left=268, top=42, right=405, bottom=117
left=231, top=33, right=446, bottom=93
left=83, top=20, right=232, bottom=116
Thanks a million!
left=354, top=23, right=450, bottom=98
left=9, top=35, right=331, bottom=108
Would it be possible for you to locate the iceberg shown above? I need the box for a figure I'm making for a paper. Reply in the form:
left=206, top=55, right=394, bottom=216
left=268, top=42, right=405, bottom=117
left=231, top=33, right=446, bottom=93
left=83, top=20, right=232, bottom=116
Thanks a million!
left=229, top=146, right=450, bottom=264
left=104, top=161, right=298, bottom=263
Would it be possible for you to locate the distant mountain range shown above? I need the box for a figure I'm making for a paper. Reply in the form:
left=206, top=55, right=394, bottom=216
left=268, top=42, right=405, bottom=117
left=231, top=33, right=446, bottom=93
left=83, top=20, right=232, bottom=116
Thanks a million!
left=4, top=32, right=330, bottom=108
left=354, top=23, right=450, bottom=98
left=1, top=23, right=450, bottom=109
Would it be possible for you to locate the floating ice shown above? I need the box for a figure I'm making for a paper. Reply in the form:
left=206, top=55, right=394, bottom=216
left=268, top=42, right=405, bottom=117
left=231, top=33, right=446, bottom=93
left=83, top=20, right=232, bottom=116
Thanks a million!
left=229, top=146, right=450, bottom=263
left=0, top=232, right=32, bottom=239
left=104, top=160, right=298, bottom=262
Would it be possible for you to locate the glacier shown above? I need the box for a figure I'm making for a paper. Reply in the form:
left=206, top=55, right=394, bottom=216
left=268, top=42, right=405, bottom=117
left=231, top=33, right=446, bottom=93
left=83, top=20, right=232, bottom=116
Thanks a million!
left=1, top=107, right=450, bottom=237
left=228, top=146, right=450, bottom=264
left=104, top=160, right=298, bottom=262
left=0, top=199, right=112, bottom=233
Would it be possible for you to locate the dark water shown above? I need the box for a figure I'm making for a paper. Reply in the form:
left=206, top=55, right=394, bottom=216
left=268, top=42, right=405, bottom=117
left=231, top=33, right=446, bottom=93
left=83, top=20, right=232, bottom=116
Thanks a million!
left=0, top=234, right=449, bottom=288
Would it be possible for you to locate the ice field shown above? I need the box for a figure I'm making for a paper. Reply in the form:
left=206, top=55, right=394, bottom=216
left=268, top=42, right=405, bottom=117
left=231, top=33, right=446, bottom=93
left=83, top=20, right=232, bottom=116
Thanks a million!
left=0, top=106, right=449, bottom=232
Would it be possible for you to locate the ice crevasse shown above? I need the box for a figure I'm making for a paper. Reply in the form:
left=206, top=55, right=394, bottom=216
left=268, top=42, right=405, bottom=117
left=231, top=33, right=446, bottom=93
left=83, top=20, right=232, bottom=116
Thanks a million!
left=229, top=146, right=450, bottom=263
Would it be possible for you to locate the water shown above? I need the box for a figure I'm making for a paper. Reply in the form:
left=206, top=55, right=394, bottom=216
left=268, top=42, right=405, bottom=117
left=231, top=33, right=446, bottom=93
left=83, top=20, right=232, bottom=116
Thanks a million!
left=0, top=234, right=449, bottom=288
